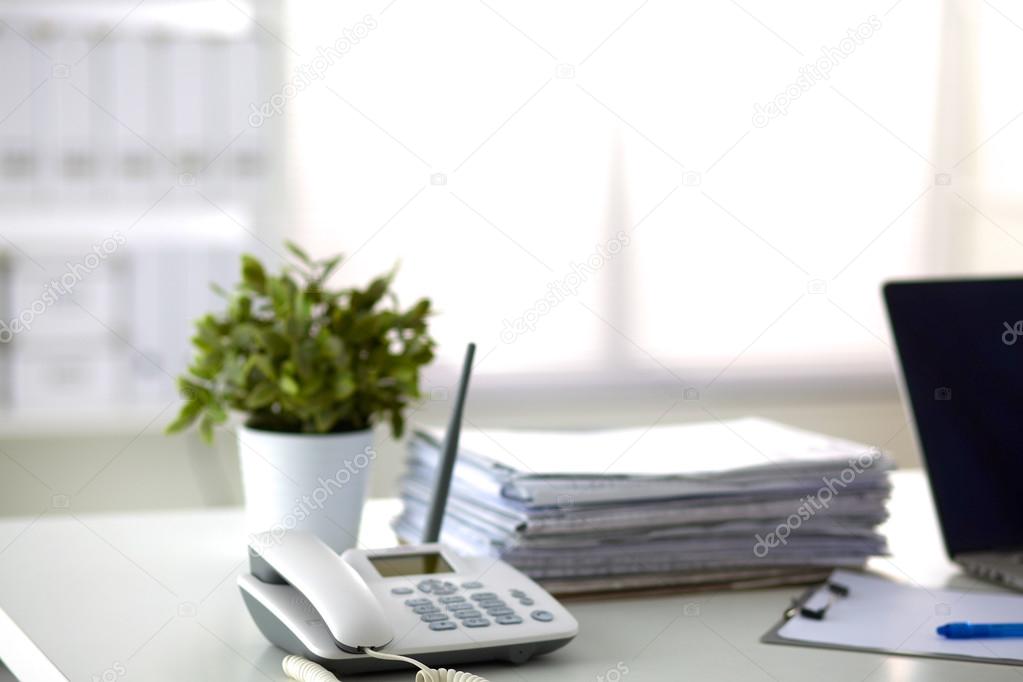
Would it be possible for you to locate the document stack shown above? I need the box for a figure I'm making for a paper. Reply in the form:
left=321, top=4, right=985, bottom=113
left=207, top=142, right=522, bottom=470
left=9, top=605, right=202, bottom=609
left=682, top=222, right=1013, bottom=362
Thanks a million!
left=394, top=418, right=894, bottom=595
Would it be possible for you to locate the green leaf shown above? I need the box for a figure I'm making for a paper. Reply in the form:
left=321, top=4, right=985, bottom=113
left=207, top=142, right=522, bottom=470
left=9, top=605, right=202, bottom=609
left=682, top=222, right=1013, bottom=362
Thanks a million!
left=279, top=375, right=300, bottom=396
left=319, top=254, right=343, bottom=281
left=248, top=354, right=276, bottom=380
left=313, top=408, right=341, bottom=433
left=321, top=334, right=343, bottom=360
left=206, top=400, right=228, bottom=423
left=165, top=400, right=203, bottom=434
left=199, top=414, right=215, bottom=443
left=245, top=382, right=277, bottom=409
left=229, top=295, right=252, bottom=321
left=393, top=365, right=416, bottom=390
left=262, top=331, right=289, bottom=357
left=334, top=373, right=356, bottom=399
left=409, top=298, right=431, bottom=319
left=268, top=277, right=292, bottom=317
left=284, top=241, right=314, bottom=266
left=195, top=314, right=221, bottom=347
left=390, top=409, right=405, bottom=439
left=295, top=338, right=318, bottom=378
left=241, top=255, right=266, bottom=293
left=178, top=377, right=211, bottom=403
left=230, top=323, right=262, bottom=349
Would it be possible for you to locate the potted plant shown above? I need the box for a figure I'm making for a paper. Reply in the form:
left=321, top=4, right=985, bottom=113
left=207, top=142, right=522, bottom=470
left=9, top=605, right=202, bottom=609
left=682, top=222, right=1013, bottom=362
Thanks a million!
left=166, top=243, right=434, bottom=551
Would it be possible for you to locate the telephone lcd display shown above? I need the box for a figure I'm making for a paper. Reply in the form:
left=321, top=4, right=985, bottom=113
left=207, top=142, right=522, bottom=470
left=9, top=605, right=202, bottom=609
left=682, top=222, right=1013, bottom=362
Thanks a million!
left=369, top=553, right=453, bottom=577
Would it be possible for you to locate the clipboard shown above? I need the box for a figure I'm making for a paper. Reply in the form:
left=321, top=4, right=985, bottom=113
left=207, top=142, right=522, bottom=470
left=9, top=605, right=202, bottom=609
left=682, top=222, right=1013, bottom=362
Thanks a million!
left=761, top=569, right=1023, bottom=666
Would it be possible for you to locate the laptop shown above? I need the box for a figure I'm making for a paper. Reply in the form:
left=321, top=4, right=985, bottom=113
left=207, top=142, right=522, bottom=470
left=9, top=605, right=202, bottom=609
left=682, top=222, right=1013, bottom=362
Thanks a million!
left=884, top=278, right=1023, bottom=591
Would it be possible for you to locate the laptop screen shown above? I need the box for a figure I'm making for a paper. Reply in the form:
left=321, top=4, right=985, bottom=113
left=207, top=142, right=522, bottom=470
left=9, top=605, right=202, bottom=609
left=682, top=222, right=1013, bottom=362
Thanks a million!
left=884, top=279, right=1023, bottom=557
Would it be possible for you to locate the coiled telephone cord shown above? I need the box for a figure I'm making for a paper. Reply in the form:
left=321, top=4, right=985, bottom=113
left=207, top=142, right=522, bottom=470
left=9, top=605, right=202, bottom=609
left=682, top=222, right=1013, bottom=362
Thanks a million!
left=282, top=649, right=489, bottom=682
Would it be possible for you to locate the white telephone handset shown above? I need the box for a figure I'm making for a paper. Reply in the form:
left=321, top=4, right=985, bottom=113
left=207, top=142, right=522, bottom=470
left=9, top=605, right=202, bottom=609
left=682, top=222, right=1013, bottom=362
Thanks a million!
left=250, top=532, right=393, bottom=652
left=239, top=345, right=577, bottom=680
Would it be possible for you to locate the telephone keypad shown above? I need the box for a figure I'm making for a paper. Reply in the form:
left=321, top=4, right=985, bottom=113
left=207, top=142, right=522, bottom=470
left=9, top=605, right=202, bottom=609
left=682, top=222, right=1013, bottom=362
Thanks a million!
left=396, top=580, right=545, bottom=630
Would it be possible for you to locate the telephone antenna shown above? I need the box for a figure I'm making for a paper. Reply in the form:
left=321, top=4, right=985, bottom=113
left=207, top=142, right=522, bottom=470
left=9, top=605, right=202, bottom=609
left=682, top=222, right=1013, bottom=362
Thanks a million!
left=422, top=343, right=475, bottom=543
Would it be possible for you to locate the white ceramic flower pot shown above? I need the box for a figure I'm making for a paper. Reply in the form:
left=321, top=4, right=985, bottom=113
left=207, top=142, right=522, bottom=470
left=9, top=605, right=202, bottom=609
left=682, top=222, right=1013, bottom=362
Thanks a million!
left=237, top=425, right=375, bottom=553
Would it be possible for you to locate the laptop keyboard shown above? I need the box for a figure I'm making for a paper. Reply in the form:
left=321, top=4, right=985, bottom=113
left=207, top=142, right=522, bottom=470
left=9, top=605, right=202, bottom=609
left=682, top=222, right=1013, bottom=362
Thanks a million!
left=961, top=554, right=1023, bottom=589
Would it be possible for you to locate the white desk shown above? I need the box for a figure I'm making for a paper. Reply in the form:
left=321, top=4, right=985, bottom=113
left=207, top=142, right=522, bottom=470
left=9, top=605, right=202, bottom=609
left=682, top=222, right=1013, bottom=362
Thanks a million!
left=0, top=471, right=1016, bottom=681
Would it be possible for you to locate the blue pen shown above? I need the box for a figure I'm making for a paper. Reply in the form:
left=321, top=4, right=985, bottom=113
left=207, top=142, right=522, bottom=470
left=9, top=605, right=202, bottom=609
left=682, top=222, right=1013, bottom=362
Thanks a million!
left=937, top=622, right=1023, bottom=639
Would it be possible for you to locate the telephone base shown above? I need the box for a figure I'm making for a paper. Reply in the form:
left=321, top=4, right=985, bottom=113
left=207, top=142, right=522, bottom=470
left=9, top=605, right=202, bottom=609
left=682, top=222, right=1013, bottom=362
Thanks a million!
left=243, top=591, right=575, bottom=674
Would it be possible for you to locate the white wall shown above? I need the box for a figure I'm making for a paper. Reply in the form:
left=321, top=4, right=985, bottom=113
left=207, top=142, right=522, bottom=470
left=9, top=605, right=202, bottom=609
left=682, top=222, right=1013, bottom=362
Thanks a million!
left=0, top=384, right=918, bottom=518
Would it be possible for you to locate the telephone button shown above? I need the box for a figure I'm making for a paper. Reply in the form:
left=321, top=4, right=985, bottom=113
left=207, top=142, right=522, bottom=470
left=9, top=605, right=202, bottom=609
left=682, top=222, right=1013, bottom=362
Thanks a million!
left=486, top=607, right=514, bottom=617
left=391, top=587, right=414, bottom=595
left=477, top=600, right=505, bottom=609
left=470, top=592, right=498, bottom=601
left=453, top=609, right=482, bottom=619
left=439, top=596, right=466, bottom=604
left=496, top=615, right=523, bottom=625
left=530, top=610, right=554, bottom=622
left=461, top=581, right=483, bottom=589
left=421, top=613, right=449, bottom=623
left=429, top=621, right=457, bottom=631
left=518, top=598, right=535, bottom=606
left=509, top=589, right=526, bottom=598
left=413, top=605, right=439, bottom=615
left=405, top=598, right=431, bottom=607
left=463, top=618, right=491, bottom=628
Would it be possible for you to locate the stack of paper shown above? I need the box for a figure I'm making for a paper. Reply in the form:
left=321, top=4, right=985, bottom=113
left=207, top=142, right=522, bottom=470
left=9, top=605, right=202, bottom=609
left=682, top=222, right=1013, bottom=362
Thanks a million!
left=393, top=418, right=893, bottom=594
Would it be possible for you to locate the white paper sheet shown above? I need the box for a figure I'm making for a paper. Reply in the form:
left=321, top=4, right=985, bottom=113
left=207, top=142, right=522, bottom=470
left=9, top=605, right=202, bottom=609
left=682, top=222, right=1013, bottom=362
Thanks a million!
left=422, top=417, right=881, bottom=477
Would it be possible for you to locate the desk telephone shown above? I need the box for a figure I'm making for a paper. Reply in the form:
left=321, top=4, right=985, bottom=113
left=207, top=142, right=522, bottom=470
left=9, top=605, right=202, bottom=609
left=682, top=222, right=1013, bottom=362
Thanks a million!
left=238, top=345, right=578, bottom=680
left=239, top=532, right=578, bottom=678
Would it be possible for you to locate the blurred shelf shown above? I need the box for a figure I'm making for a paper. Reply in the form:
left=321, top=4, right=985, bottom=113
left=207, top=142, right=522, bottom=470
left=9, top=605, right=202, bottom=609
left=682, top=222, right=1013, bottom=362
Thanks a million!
left=0, top=204, right=251, bottom=247
left=0, top=406, right=178, bottom=439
